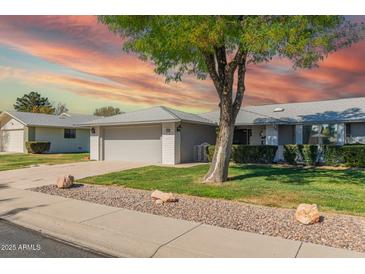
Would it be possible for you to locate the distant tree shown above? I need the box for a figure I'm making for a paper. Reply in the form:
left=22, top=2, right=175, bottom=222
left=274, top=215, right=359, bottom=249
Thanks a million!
left=14, top=92, right=54, bottom=114
left=31, top=105, right=55, bottom=114
left=54, top=102, right=69, bottom=115
left=94, top=106, right=123, bottom=117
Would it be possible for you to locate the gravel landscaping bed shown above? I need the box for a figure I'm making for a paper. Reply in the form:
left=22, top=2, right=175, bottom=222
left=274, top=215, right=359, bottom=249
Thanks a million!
left=31, top=184, right=365, bottom=252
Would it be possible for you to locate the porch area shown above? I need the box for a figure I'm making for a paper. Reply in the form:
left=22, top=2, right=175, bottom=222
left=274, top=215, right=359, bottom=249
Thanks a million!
left=233, top=121, right=365, bottom=162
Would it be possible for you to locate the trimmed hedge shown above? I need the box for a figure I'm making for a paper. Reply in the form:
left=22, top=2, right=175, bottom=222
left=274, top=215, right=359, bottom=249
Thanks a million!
left=208, top=143, right=365, bottom=167
left=26, top=141, right=51, bottom=154
left=300, top=145, right=318, bottom=166
left=323, top=145, right=344, bottom=166
left=284, top=144, right=319, bottom=166
left=207, top=145, right=277, bottom=164
left=342, top=145, right=365, bottom=167
left=283, top=144, right=299, bottom=165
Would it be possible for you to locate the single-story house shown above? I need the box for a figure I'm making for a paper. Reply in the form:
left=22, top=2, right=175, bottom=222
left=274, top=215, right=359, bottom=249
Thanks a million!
left=0, top=111, right=97, bottom=153
left=82, top=97, right=365, bottom=164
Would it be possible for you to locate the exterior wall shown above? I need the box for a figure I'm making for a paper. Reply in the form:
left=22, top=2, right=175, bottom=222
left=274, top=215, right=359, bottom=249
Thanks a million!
left=295, top=125, right=303, bottom=144
left=251, top=125, right=266, bottom=145
left=90, top=126, right=101, bottom=160
left=162, top=122, right=178, bottom=164
left=180, top=122, right=216, bottom=163
left=265, top=125, right=278, bottom=145
left=278, top=125, right=295, bottom=145
left=34, top=127, right=90, bottom=153
left=337, top=123, right=345, bottom=145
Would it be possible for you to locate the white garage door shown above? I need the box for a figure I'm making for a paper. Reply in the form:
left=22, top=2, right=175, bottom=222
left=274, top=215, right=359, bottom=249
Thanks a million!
left=0, top=129, right=24, bottom=152
left=103, top=125, right=162, bottom=163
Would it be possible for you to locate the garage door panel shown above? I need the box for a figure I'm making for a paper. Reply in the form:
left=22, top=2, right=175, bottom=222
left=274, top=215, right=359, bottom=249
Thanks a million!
left=104, top=125, right=162, bottom=163
left=1, top=130, right=24, bottom=152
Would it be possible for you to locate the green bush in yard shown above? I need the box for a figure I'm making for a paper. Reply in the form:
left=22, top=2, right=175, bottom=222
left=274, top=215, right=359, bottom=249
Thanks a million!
left=300, top=144, right=318, bottom=166
left=342, top=145, right=365, bottom=167
left=207, top=145, right=216, bottom=162
left=26, top=141, right=51, bottom=154
left=283, top=144, right=300, bottom=165
left=207, top=145, right=277, bottom=164
left=323, top=145, right=344, bottom=166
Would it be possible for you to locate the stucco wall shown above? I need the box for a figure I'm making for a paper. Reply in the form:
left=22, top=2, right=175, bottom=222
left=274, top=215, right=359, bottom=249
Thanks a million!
left=162, top=122, right=178, bottom=164
left=251, top=125, right=266, bottom=145
left=35, top=127, right=90, bottom=153
left=266, top=125, right=279, bottom=145
left=180, top=122, right=216, bottom=163
left=90, top=126, right=101, bottom=160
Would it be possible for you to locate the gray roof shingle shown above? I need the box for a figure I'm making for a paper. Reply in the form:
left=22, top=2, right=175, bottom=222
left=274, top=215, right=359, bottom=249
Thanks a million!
left=200, top=97, right=365, bottom=125
left=81, top=106, right=215, bottom=126
left=5, top=111, right=98, bottom=128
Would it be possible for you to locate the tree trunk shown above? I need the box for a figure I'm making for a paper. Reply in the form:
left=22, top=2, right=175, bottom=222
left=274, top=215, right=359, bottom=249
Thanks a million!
left=203, top=97, right=236, bottom=183
left=202, top=48, right=246, bottom=184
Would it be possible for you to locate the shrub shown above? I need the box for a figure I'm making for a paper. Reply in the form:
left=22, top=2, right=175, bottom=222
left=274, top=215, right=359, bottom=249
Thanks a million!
left=206, top=145, right=216, bottom=162
left=300, top=145, right=318, bottom=166
left=322, top=145, right=344, bottom=166
left=207, top=145, right=277, bottom=164
left=26, top=141, right=51, bottom=154
left=283, top=144, right=300, bottom=165
left=342, top=145, right=365, bottom=167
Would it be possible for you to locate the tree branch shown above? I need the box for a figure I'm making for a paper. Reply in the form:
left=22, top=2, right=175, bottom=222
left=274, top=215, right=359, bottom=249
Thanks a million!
left=233, top=54, right=247, bottom=118
left=215, top=45, right=227, bottom=80
left=228, top=48, right=245, bottom=75
left=203, top=52, right=223, bottom=98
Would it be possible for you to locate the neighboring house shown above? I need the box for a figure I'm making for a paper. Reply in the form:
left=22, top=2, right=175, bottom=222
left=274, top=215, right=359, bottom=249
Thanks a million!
left=0, top=111, right=97, bottom=153
left=82, top=97, right=365, bottom=164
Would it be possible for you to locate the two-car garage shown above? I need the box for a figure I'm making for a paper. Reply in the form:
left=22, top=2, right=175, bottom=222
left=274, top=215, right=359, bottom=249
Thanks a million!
left=103, top=125, right=162, bottom=163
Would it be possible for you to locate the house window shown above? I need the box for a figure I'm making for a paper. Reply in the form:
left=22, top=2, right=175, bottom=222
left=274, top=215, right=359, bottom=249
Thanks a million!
left=233, top=128, right=252, bottom=145
left=64, top=129, right=76, bottom=139
left=303, top=124, right=338, bottom=144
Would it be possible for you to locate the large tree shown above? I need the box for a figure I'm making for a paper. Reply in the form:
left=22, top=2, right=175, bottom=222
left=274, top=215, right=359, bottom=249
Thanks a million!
left=94, top=106, right=123, bottom=117
left=14, top=91, right=54, bottom=114
left=99, top=16, right=362, bottom=183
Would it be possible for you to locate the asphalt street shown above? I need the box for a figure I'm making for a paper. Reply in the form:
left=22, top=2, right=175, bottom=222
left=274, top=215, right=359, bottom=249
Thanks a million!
left=0, top=219, right=105, bottom=258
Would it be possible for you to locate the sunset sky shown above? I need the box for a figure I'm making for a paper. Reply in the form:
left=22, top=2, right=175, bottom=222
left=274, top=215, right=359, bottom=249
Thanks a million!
left=0, top=15, right=365, bottom=114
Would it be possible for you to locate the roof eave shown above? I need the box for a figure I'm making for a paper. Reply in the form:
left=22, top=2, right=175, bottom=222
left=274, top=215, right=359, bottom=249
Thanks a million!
left=79, top=119, right=182, bottom=127
left=0, top=111, right=28, bottom=126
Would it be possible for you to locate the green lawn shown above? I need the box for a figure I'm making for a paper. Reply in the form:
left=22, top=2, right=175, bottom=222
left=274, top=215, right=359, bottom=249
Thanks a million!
left=0, top=153, right=90, bottom=171
left=80, top=164, right=365, bottom=216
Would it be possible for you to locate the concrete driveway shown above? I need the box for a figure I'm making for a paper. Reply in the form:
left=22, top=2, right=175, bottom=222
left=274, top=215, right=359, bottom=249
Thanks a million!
left=0, top=161, right=147, bottom=189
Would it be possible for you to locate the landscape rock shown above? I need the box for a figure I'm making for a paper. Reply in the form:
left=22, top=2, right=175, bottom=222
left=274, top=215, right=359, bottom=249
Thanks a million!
left=151, top=190, right=178, bottom=203
left=56, top=175, right=75, bottom=189
left=155, top=199, right=164, bottom=205
left=295, top=203, right=320, bottom=225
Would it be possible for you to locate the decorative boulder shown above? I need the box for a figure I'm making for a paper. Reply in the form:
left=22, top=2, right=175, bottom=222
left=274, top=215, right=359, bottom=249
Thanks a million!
left=295, top=203, right=320, bottom=225
left=151, top=190, right=178, bottom=203
left=56, top=175, right=75, bottom=189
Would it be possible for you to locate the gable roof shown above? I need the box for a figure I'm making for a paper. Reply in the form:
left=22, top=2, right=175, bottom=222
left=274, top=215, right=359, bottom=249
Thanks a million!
left=1, top=111, right=98, bottom=128
left=200, top=97, right=365, bottom=125
left=81, top=106, right=215, bottom=126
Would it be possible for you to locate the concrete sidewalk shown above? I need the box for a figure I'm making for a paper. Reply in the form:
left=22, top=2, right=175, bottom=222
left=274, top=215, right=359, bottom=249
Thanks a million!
left=1, top=187, right=364, bottom=258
